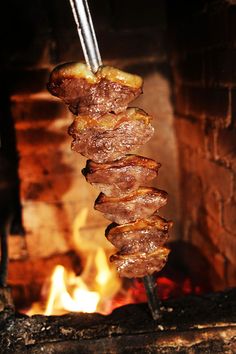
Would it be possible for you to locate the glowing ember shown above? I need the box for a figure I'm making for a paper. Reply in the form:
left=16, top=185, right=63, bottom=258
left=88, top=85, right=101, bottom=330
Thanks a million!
left=26, top=209, right=205, bottom=316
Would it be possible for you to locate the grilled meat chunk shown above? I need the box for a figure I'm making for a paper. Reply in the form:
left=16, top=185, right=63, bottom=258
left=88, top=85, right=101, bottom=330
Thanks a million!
left=95, top=187, right=168, bottom=224
left=47, top=63, right=143, bottom=116
left=47, top=61, right=172, bottom=279
left=110, top=247, right=170, bottom=278
left=106, top=214, right=172, bottom=254
left=68, top=108, right=154, bottom=163
left=83, top=155, right=160, bottom=197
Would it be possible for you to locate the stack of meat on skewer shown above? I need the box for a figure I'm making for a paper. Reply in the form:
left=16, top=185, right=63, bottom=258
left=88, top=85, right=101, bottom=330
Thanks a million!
left=48, top=62, right=172, bottom=279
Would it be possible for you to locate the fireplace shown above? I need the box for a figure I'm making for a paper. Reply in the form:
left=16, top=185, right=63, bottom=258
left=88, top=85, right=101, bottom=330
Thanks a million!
left=0, top=0, right=236, bottom=352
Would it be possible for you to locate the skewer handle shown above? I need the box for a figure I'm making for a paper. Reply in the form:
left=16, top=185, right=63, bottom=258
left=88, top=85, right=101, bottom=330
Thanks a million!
left=69, top=0, right=102, bottom=72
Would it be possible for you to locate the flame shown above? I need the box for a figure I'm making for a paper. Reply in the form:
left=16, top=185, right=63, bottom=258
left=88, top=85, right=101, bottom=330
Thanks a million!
left=28, top=246, right=120, bottom=316
left=27, top=208, right=121, bottom=316
left=26, top=208, right=206, bottom=316
left=44, top=265, right=99, bottom=315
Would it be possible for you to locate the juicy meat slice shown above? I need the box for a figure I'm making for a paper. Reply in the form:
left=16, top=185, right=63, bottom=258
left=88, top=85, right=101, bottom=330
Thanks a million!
left=110, top=247, right=170, bottom=278
left=68, top=108, right=154, bottom=163
left=47, top=63, right=143, bottom=116
left=94, top=187, right=168, bottom=224
left=82, top=155, right=161, bottom=197
left=106, top=214, right=172, bottom=254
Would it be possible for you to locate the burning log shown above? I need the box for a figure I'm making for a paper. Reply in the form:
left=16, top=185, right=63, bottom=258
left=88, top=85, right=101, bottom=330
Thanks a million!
left=0, top=288, right=235, bottom=353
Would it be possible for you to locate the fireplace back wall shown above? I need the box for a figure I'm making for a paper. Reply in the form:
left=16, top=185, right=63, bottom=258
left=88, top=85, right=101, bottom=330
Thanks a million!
left=168, top=0, right=236, bottom=290
left=0, top=0, right=235, bottom=307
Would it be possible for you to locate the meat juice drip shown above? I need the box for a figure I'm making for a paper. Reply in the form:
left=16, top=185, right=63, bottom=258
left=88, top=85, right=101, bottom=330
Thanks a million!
left=47, top=63, right=172, bottom=280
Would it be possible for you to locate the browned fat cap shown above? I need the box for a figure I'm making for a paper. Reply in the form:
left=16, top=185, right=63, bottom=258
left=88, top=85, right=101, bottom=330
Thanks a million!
left=106, top=214, right=173, bottom=254
left=95, top=187, right=168, bottom=224
left=48, top=63, right=143, bottom=116
left=110, top=247, right=170, bottom=278
left=68, top=108, right=154, bottom=163
left=83, top=155, right=161, bottom=197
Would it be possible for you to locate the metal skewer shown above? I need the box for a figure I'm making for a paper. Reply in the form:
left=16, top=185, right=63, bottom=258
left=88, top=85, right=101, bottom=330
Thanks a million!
left=69, top=0, right=161, bottom=321
left=143, top=274, right=161, bottom=320
left=69, top=0, right=102, bottom=72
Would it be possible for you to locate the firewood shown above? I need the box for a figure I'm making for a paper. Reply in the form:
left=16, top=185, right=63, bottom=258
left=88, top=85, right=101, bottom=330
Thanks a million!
left=0, top=288, right=235, bottom=353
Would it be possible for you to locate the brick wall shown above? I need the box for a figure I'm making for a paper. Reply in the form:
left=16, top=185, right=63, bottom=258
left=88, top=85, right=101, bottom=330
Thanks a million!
left=0, top=0, right=180, bottom=302
left=168, top=0, right=236, bottom=289
left=2, top=0, right=235, bottom=301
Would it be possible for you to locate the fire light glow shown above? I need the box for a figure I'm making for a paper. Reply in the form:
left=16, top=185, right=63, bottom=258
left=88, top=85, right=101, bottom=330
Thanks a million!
left=27, top=208, right=122, bottom=316
left=45, top=265, right=99, bottom=315
left=26, top=208, right=205, bottom=316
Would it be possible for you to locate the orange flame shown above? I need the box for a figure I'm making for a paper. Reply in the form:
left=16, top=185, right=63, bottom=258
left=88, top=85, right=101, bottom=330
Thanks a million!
left=44, top=265, right=99, bottom=315
left=27, top=208, right=121, bottom=316
left=26, top=208, right=206, bottom=316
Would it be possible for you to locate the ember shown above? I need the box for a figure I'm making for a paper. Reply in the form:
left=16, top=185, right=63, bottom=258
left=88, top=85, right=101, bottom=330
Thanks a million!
left=26, top=247, right=206, bottom=317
